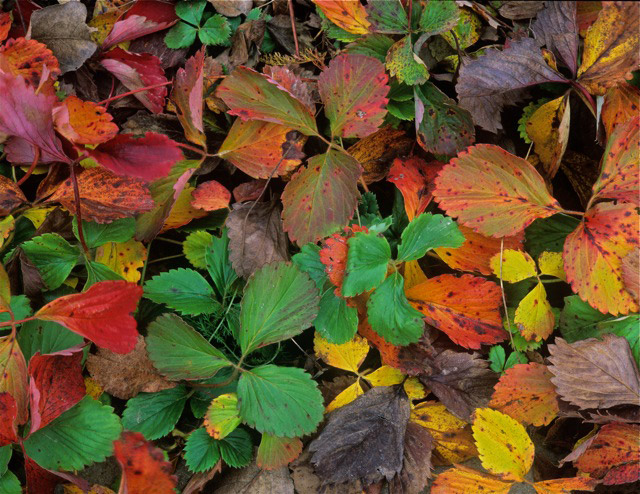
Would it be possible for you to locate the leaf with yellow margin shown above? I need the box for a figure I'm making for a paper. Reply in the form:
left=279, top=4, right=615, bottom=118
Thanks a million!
left=538, top=251, right=565, bottom=280
left=364, top=365, right=426, bottom=401
left=314, top=332, right=369, bottom=374
left=532, top=477, right=599, bottom=494
left=431, top=464, right=513, bottom=494
left=312, top=0, right=371, bottom=34
left=563, top=202, right=639, bottom=315
left=490, top=249, right=537, bottom=283
left=204, top=393, right=242, bottom=439
left=473, top=408, right=534, bottom=481
left=490, top=363, right=559, bottom=427
left=95, top=239, right=147, bottom=283
left=326, top=380, right=363, bottom=413
left=257, top=434, right=303, bottom=470
left=514, top=281, right=555, bottom=341
left=161, top=184, right=208, bottom=233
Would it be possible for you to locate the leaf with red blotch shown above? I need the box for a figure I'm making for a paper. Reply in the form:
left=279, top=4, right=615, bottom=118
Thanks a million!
left=591, top=116, right=639, bottom=206
left=100, top=47, right=168, bottom=114
left=532, top=477, right=599, bottom=494
left=0, top=175, right=27, bottom=216
left=318, top=54, right=389, bottom=138
left=0, top=72, right=70, bottom=164
left=86, top=132, right=182, bottom=181
left=431, top=464, right=513, bottom=494
left=387, top=157, right=443, bottom=221
left=320, top=225, right=369, bottom=296
left=0, top=393, right=18, bottom=446
left=191, top=180, right=231, bottom=211
left=28, top=349, right=85, bottom=433
left=0, top=12, right=10, bottom=43
left=114, top=431, right=177, bottom=494
left=0, top=334, right=28, bottom=424
left=218, top=119, right=306, bottom=179
left=282, top=150, right=362, bottom=245
left=102, top=0, right=178, bottom=50
left=406, top=274, right=507, bottom=350
left=601, top=84, right=640, bottom=139
left=216, top=66, right=318, bottom=136
left=257, top=434, right=303, bottom=470
left=573, top=423, right=640, bottom=485
left=171, top=48, right=205, bottom=148
left=34, top=280, right=143, bottom=354
left=563, top=202, right=638, bottom=315
left=435, top=226, right=525, bottom=276
left=311, top=0, right=370, bottom=34
left=0, top=37, right=61, bottom=87
left=52, top=96, right=118, bottom=145
left=433, top=144, right=564, bottom=237
left=263, top=65, right=315, bottom=112
left=46, top=167, right=154, bottom=224
left=489, top=363, right=559, bottom=426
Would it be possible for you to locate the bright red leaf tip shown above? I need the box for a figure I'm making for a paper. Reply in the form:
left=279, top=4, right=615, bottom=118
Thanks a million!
left=34, top=281, right=143, bottom=354
left=86, top=132, right=183, bottom=181
left=114, top=431, right=177, bottom=494
left=191, top=180, right=231, bottom=211
left=0, top=392, right=18, bottom=447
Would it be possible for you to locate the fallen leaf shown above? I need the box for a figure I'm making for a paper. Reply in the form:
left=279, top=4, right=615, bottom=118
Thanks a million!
left=0, top=334, right=28, bottom=424
left=312, top=0, right=371, bottom=34
left=213, top=461, right=294, bottom=494
left=622, top=248, right=639, bottom=302
left=0, top=12, right=10, bottom=43
left=319, top=225, right=368, bottom=296
left=52, top=96, right=118, bottom=145
left=387, top=157, right=443, bottom=221
left=514, top=281, right=555, bottom=342
left=262, top=66, right=315, bottom=112
left=489, top=249, right=537, bottom=283
left=538, top=251, right=566, bottom=280
left=498, top=1, right=545, bottom=20
left=191, top=180, right=231, bottom=211
left=531, top=477, right=599, bottom=494
left=0, top=37, right=61, bottom=87
left=386, top=36, right=429, bottom=86
left=389, top=422, right=434, bottom=493
left=431, top=464, right=512, bottom=494
left=531, top=1, right=578, bottom=74
left=314, top=332, right=369, bottom=374
left=171, top=47, right=205, bottom=147
left=547, top=335, right=640, bottom=409
left=601, top=84, right=640, bottom=138
left=0, top=176, right=27, bottom=216
left=257, top=434, right=303, bottom=470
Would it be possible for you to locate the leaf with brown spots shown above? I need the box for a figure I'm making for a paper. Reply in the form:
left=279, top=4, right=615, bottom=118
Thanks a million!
left=601, top=84, right=640, bottom=139
left=433, top=144, right=563, bottom=237
left=0, top=176, right=27, bottom=216
left=94, top=239, right=147, bottom=283
left=431, top=464, right=513, bottom=494
left=311, top=0, right=371, bottom=34
left=170, top=47, right=206, bottom=148
left=114, top=431, right=177, bottom=494
left=191, top=180, right=231, bottom=211
left=591, top=116, right=639, bottom=206
left=46, top=167, right=154, bottom=224
left=406, top=274, right=507, bottom=350
left=0, top=37, right=61, bottom=87
left=547, top=335, right=640, bottom=410
left=52, top=96, right=118, bottom=145
left=387, top=157, right=444, bottom=221
left=0, top=12, right=10, bottom=43
left=489, top=363, right=559, bottom=426
left=563, top=202, right=638, bottom=315
left=531, top=477, right=599, bottom=494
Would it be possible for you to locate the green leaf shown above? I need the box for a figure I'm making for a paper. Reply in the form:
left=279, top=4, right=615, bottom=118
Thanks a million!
left=387, top=99, right=415, bottom=121
left=314, top=288, right=358, bottom=344
left=85, top=260, right=124, bottom=287
left=206, top=230, right=239, bottom=299
left=73, top=217, right=135, bottom=248
left=397, top=213, right=465, bottom=261
left=199, top=14, right=232, bottom=46
left=344, top=34, right=395, bottom=62
left=0, top=295, right=31, bottom=324
left=419, top=0, right=459, bottom=35
left=238, top=262, right=319, bottom=355
left=17, top=319, right=83, bottom=362
left=165, top=21, right=198, bottom=49
left=146, top=313, right=232, bottom=380
left=175, top=0, right=206, bottom=25
left=366, top=0, right=408, bottom=34
left=342, top=232, right=391, bottom=297
left=525, top=215, right=581, bottom=258
left=122, top=386, right=189, bottom=440
left=184, top=427, right=221, bottom=473
left=23, top=396, right=122, bottom=471
left=0, top=470, right=20, bottom=494
left=292, top=243, right=327, bottom=290
left=237, top=365, right=323, bottom=437
left=0, top=446, right=11, bottom=476
left=367, top=272, right=424, bottom=345
left=144, top=268, right=219, bottom=316
left=190, top=369, right=238, bottom=418
left=504, top=351, right=528, bottom=370
left=559, top=295, right=640, bottom=365
left=218, top=428, right=253, bottom=468
left=184, top=231, right=213, bottom=269
left=386, top=36, right=429, bottom=86
left=488, top=345, right=506, bottom=373
left=21, top=233, right=78, bottom=290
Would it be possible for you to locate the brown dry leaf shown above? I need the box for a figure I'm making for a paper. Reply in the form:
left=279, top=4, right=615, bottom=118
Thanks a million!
left=559, top=150, right=601, bottom=208
left=183, top=460, right=222, bottom=494
left=389, top=422, right=434, bottom=494
left=226, top=200, right=289, bottom=278
left=212, top=461, right=294, bottom=494
left=208, top=0, right=252, bottom=17
left=86, top=336, right=175, bottom=400
left=548, top=335, right=640, bottom=410
left=531, top=1, right=579, bottom=74
left=290, top=449, right=363, bottom=494
left=0, top=175, right=26, bottom=215
left=498, top=1, right=545, bottom=20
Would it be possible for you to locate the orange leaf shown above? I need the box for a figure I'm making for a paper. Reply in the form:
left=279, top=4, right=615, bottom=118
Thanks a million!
left=0, top=37, right=60, bottom=87
left=311, top=0, right=371, bottom=34
left=0, top=12, right=10, bottom=43
left=0, top=175, right=27, bottom=215
left=435, top=225, right=524, bottom=276
left=34, top=280, right=143, bottom=354
left=563, top=202, right=638, bottom=315
left=406, top=274, right=507, bottom=349
left=431, top=464, right=512, bottom=494
left=532, top=477, right=599, bottom=494
left=387, top=156, right=443, bottom=221
left=433, top=144, right=563, bottom=237
left=489, top=363, right=559, bottom=426
left=53, top=96, right=118, bottom=145
left=191, top=180, right=231, bottom=211
left=319, top=225, right=368, bottom=296
left=601, top=83, right=640, bottom=138
left=114, top=431, right=176, bottom=494
left=0, top=334, right=28, bottom=424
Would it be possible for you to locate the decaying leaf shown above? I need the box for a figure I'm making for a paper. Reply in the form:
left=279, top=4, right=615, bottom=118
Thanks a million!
left=191, top=180, right=231, bottom=211
left=0, top=176, right=27, bottom=216
left=431, top=464, right=512, bottom=494
left=389, top=422, right=434, bottom=494
left=531, top=1, right=579, bottom=74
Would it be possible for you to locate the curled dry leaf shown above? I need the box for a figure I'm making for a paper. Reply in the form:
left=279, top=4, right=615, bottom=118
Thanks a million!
left=389, top=422, right=434, bottom=494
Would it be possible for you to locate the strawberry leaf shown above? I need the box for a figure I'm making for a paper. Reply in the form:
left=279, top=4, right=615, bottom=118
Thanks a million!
left=122, top=385, right=189, bottom=440
left=342, top=231, right=391, bottom=297
left=21, top=234, right=79, bottom=291
left=397, top=213, right=465, bottom=262
left=144, top=268, right=219, bottom=316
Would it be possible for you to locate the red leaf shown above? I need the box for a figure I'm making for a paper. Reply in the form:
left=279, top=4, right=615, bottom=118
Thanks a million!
left=24, top=453, right=63, bottom=494
left=0, top=37, right=60, bottom=87
left=0, top=12, right=10, bottom=43
left=406, top=274, right=507, bottom=349
left=318, top=53, right=389, bottom=138
left=0, top=392, right=18, bottom=446
left=86, top=132, right=183, bottom=181
left=262, top=65, right=315, bottom=112
left=28, top=349, right=86, bottom=433
left=191, top=180, right=231, bottom=211
left=100, top=47, right=168, bottom=113
left=171, top=48, right=205, bottom=147
left=33, top=281, right=143, bottom=354
left=114, top=431, right=177, bottom=494
left=102, top=0, right=178, bottom=50
left=387, top=157, right=443, bottom=221
left=0, top=334, right=29, bottom=424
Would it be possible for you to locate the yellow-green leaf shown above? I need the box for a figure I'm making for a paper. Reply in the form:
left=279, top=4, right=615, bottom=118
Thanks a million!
left=490, top=249, right=537, bottom=283
left=514, top=281, right=555, bottom=342
left=204, top=393, right=241, bottom=439
left=538, top=251, right=565, bottom=280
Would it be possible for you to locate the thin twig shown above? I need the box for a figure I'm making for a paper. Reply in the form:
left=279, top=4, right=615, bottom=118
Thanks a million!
left=16, top=147, right=40, bottom=186
left=288, top=0, right=300, bottom=57
left=97, top=81, right=173, bottom=106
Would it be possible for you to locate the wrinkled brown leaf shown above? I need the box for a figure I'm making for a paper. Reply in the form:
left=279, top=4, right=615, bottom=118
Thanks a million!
left=232, top=180, right=267, bottom=203
left=532, top=1, right=578, bottom=74
left=389, top=422, right=434, bottom=494
left=229, top=20, right=266, bottom=68
left=0, top=176, right=26, bottom=215
left=213, top=461, right=294, bottom=494
left=560, top=150, right=601, bottom=207
left=208, top=0, right=252, bottom=17
left=498, top=1, right=545, bottom=20
left=290, top=449, right=363, bottom=494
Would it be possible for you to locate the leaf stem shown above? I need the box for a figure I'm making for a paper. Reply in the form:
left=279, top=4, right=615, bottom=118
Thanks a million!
left=287, top=0, right=300, bottom=57
left=69, top=161, right=90, bottom=256
left=0, top=316, right=36, bottom=329
left=16, top=147, right=40, bottom=186
left=561, top=209, right=585, bottom=216
left=176, top=142, right=207, bottom=157
left=97, top=81, right=173, bottom=107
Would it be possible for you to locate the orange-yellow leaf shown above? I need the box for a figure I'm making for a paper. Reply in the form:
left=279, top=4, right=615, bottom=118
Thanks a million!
left=312, top=0, right=371, bottom=34
left=94, top=239, right=147, bottom=283
left=601, top=83, right=640, bottom=138
left=319, top=225, right=368, bottom=296
left=431, top=464, right=513, bottom=494
left=490, top=249, right=537, bottom=283
left=563, top=202, right=639, bottom=315
left=473, top=408, right=534, bottom=481
left=313, top=332, right=369, bottom=374
left=403, top=260, right=427, bottom=290
left=0, top=335, right=28, bottom=424
left=388, top=156, right=443, bottom=221
left=532, top=477, right=599, bottom=494
left=364, top=365, right=426, bottom=401
left=161, top=184, right=207, bottom=232
left=0, top=37, right=60, bottom=87
left=514, top=281, right=555, bottom=341
left=53, top=96, right=118, bottom=145
left=348, top=126, right=413, bottom=184
left=204, top=393, right=241, bottom=439
left=433, top=144, right=563, bottom=237
left=191, top=180, right=231, bottom=211
left=490, top=363, right=559, bottom=427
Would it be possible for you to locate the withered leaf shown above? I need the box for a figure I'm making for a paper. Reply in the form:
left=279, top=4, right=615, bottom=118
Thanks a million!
left=548, top=335, right=640, bottom=410
left=226, top=201, right=289, bottom=278
left=310, top=386, right=410, bottom=487
left=86, top=336, right=175, bottom=400
left=532, top=1, right=578, bottom=75
left=389, top=422, right=434, bottom=494
left=0, top=176, right=26, bottom=215
left=498, top=1, right=545, bottom=20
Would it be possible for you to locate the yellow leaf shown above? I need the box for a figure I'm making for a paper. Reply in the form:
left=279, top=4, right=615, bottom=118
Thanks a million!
left=526, top=95, right=571, bottom=178
left=532, top=477, right=599, bottom=494
left=95, top=239, right=147, bottom=283
left=490, top=249, right=537, bottom=283
left=204, top=393, right=242, bottom=439
left=326, top=380, right=363, bottom=413
left=538, top=251, right=566, bottom=280
left=161, top=184, right=208, bottom=233
left=364, top=365, right=426, bottom=401
left=84, top=377, right=104, bottom=400
left=473, top=408, right=534, bottom=481
left=431, top=464, right=513, bottom=494
left=22, top=207, right=55, bottom=229
left=0, top=264, right=10, bottom=310
left=514, top=281, right=555, bottom=342
left=0, top=215, right=14, bottom=251
left=403, top=259, right=428, bottom=290
left=311, top=0, right=370, bottom=34
left=314, top=332, right=369, bottom=374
